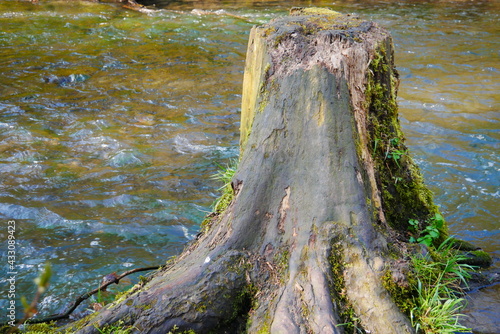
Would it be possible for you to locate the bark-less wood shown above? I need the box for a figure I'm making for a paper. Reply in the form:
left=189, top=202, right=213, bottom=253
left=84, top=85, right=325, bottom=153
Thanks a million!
left=68, top=8, right=443, bottom=333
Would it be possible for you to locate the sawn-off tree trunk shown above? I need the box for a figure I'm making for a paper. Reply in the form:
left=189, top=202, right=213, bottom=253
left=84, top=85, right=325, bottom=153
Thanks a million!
left=69, top=8, right=442, bottom=334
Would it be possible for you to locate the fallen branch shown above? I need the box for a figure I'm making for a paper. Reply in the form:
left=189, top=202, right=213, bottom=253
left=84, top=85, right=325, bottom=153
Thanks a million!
left=2, top=266, right=161, bottom=327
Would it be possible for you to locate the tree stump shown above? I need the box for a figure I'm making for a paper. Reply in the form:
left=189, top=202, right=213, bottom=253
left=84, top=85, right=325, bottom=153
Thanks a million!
left=69, top=8, right=443, bottom=334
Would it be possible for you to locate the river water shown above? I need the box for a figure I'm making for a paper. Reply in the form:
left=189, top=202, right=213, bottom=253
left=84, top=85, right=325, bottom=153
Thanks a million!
left=0, top=0, right=498, bottom=330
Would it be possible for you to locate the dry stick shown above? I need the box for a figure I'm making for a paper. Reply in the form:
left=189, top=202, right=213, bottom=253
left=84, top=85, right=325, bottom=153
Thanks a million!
left=17, top=266, right=161, bottom=326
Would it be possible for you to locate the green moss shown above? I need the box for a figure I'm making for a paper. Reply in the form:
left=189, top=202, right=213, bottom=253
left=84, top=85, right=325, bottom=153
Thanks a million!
left=328, top=238, right=364, bottom=333
left=290, top=7, right=342, bottom=17
left=167, top=326, right=196, bottom=334
left=289, top=7, right=363, bottom=34
left=257, top=89, right=270, bottom=114
left=256, top=323, right=271, bottom=334
left=365, top=41, right=442, bottom=235
left=227, top=256, right=253, bottom=277
left=63, top=308, right=101, bottom=332
left=254, top=63, right=273, bottom=118
left=195, top=303, right=207, bottom=313
left=92, top=320, right=136, bottom=334
left=0, top=325, right=14, bottom=334
left=110, top=282, right=146, bottom=307
left=114, top=289, right=131, bottom=303
left=139, top=275, right=150, bottom=285
left=199, top=214, right=216, bottom=232
left=448, top=239, right=492, bottom=268
left=381, top=269, right=417, bottom=315
left=449, top=238, right=478, bottom=251
left=273, top=248, right=290, bottom=284
left=253, top=312, right=272, bottom=334
left=134, top=302, right=153, bottom=311
left=22, top=322, right=59, bottom=334
left=457, top=250, right=492, bottom=267
left=262, top=25, right=277, bottom=38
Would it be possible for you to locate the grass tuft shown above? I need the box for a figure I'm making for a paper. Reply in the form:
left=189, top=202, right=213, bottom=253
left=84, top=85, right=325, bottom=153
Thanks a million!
left=410, top=237, right=475, bottom=333
left=210, top=159, right=238, bottom=214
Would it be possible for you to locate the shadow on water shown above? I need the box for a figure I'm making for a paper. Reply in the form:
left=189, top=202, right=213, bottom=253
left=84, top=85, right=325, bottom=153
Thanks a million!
left=0, top=0, right=498, bottom=331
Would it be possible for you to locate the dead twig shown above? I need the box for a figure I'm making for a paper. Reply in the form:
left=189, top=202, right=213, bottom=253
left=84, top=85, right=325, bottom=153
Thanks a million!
left=3, top=266, right=161, bottom=327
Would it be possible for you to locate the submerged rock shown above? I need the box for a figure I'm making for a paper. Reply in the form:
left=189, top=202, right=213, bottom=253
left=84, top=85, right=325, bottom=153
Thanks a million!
left=458, top=269, right=500, bottom=334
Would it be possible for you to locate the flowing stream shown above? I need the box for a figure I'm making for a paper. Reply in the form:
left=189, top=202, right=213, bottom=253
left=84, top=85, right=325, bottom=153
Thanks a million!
left=0, top=0, right=498, bottom=331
